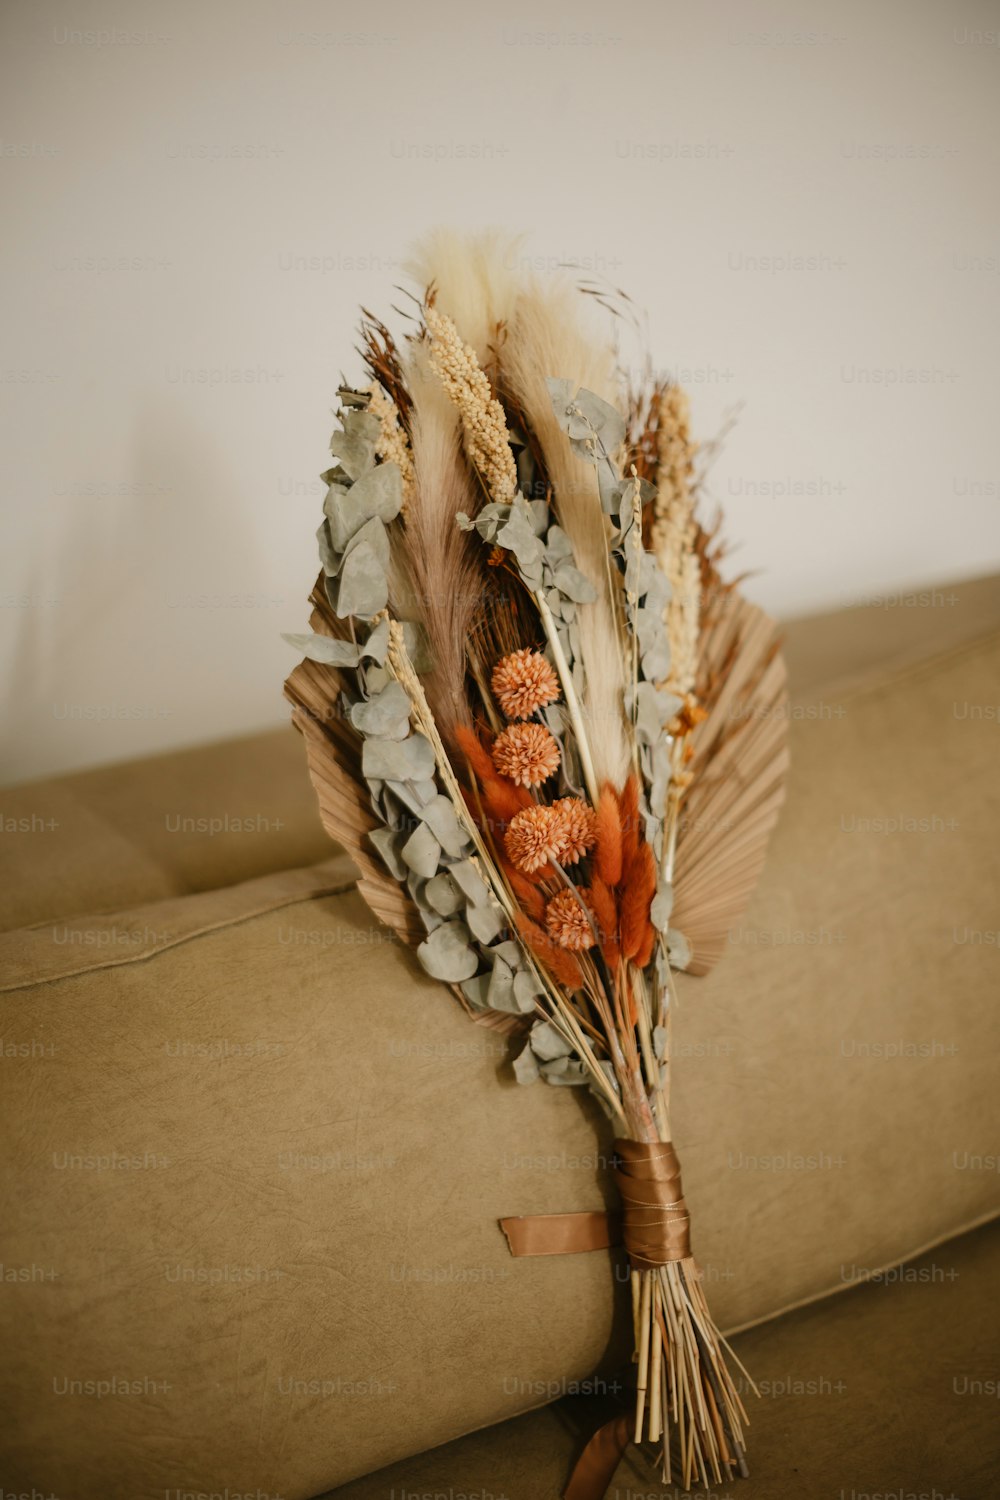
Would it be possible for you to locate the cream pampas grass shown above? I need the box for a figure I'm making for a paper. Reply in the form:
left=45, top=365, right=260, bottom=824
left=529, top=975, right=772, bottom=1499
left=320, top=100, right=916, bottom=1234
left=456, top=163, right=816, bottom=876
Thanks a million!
left=501, top=281, right=632, bottom=789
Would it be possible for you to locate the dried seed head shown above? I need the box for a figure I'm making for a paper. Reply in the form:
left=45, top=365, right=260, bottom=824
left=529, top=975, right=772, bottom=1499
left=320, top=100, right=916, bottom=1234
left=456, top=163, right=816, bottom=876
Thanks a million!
left=550, top=797, right=597, bottom=866
left=505, top=805, right=560, bottom=874
left=492, top=648, right=560, bottom=721
left=492, top=722, right=560, bottom=788
left=545, top=887, right=596, bottom=951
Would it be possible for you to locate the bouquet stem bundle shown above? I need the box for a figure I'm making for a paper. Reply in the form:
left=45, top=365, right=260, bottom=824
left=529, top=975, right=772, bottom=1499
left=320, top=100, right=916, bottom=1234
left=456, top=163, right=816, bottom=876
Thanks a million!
left=284, top=233, right=788, bottom=1491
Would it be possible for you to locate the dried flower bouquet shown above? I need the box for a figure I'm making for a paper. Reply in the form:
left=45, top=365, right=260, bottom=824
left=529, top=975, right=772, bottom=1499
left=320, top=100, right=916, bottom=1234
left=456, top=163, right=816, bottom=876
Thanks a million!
left=285, top=233, right=788, bottom=1491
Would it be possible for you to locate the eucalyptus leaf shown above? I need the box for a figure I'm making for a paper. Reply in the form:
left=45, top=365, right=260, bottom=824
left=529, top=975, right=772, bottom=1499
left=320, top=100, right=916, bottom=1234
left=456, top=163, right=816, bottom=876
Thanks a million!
left=334, top=531, right=389, bottom=619
left=650, top=883, right=674, bottom=931
left=641, top=639, right=672, bottom=685
left=329, top=409, right=379, bottom=480
left=317, top=518, right=339, bottom=575
left=513, top=968, right=543, bottom=1012
left=553, top=563, right=597, bottom=603
left=350, top=680, right=412, bottom=740
left=416, top=921, right=479, bottom=982
left=540, top=1058, right=589, bottom=1086
left=528, top=1020, right=573, bottom=1062
left=400, top=820, right=442, bottom=879
left=497, top=510, right=545, bottom=574
left=362, top=618, right=390, bottom=663
left=492, top=940, right=525, bottom=970
left=401, top=621, right=432, bottom=673
left=486, top=956, right=519, bottom=1013
left=450, top=859, right=490, bottom=907
left=362, top=734, right=436, bottom=782
left=328, top=432, right=375, bottom=482
left=572, top=387, right=627, bottom=451
left=513, top=1045, right=540, bottom=1085
left=425, top=872, right=464, bottom=917
left=460, top=974, right=493, bottom=1011
left=667, top=927, right=692, bottom=971
left=346, top=461, right=403, bottom=522
left=368, top=826, right=407, bottom=880
left=281, top=632, right=360, bottom=668
left=466, top=900, right=506, bottom=945
left=420, top=795, right=469, bottom=857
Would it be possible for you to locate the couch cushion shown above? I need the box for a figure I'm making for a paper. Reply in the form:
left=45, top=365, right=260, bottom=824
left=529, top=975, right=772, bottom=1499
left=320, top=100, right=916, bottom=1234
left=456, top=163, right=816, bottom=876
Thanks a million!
left=0, top=865, right=630, bottom=1500
left=1, top=614, right=998, bottom=1494
left=668, top=621, right=1000, bottom=1331
left=0, top=727, right=332, bottom=932
left=321, top=1218, right=1000, bottom=1499
left=1, top=581, right=998, bottom=1495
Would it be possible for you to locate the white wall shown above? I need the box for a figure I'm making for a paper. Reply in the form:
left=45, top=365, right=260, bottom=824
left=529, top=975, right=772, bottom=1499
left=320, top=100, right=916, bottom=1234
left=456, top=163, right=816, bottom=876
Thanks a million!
left=3, top=0, right=999, bottom=783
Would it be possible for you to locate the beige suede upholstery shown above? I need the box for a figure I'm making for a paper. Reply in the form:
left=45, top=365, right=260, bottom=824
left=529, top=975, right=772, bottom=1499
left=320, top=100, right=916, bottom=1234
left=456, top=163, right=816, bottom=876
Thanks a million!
left=325, top=1219, right=1000, bottom=1500
left=0, top=575, right=998, bottom=1498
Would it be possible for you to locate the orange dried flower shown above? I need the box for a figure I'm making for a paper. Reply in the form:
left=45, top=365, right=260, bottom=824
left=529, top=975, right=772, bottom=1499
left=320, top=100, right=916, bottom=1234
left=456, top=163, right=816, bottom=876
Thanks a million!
left=545, top=887, right=596, bottom=951
left=492, top=649, right=560, bottom=720
left=492, top=722, right=560, bottom=787
left=505, top=805, right=560, bottom=874
left=513, top=911, right=583, bottom=991
left=550, top=797, right=597, bottom=866
left=667, top=694, right=708, bottom=737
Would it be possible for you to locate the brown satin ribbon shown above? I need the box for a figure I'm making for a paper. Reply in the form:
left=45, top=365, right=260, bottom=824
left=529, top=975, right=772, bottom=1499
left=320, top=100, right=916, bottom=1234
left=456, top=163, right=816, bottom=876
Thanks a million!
left=613, top=1136, right=691, bottom=1268
left=499, top=1140, right=690, bottom=1268
left=499, top=1210, right=621, bottom=1258
left=499, top=1140, right=693, bottom=1499
left=563, top=1413, right=631, bottom=1500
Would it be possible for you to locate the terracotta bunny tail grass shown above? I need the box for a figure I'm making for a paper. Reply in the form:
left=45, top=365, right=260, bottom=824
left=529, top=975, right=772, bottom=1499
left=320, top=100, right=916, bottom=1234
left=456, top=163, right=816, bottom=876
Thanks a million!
left=620, top=843, right=656, bottom=962
left=454, top=723, right=496, bottom=784
left=481, top=775, right=533, bottom=830
left=513, top=911, right=584, bottom=992
left=594, top=783, right=624, bottom=887
left=499, top=858, right=547, bottom=924
left=618, top=775, right=642, bottom=871
left=588, top=876, right=621, bottom=969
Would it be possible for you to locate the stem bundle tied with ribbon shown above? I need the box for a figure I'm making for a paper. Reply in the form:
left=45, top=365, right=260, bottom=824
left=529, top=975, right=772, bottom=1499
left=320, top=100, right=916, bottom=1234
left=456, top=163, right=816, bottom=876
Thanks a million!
left=284, top=231, right=789, bottom=1491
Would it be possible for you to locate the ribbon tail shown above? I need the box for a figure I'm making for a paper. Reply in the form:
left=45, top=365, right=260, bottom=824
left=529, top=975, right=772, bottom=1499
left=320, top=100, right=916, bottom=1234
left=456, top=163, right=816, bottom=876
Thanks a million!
left=498, top=1210, right=621, bottom=1257
left=563, top=1414, right=632, bottom=1500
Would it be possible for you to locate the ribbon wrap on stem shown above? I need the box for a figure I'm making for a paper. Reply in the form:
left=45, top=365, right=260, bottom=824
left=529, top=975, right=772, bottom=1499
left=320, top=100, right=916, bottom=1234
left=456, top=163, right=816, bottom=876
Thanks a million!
left=613, top=1137, right=691, bottom=1268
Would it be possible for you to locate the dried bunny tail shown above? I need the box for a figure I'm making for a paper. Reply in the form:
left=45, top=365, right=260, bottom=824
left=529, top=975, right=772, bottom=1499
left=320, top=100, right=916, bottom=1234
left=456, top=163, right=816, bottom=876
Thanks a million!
left=405, top=228, right=522, bottom=369
left=399, top=349, right=485, bottom=741
left=501, top=280, right=632, bottom=790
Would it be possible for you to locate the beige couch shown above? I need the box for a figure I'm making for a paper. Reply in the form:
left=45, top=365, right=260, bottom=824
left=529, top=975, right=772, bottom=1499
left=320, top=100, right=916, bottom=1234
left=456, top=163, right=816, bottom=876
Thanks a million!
left=1, top=575, right=998, bottom=1499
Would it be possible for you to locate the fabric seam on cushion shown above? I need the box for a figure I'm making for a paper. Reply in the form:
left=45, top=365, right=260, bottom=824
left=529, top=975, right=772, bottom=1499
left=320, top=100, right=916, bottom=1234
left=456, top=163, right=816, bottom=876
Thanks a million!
left=793, top=623, right=1000, bottom=709
left=0, top=879, right=358, bottom=994
left=721, top=1204, right=1000, bottom=1337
